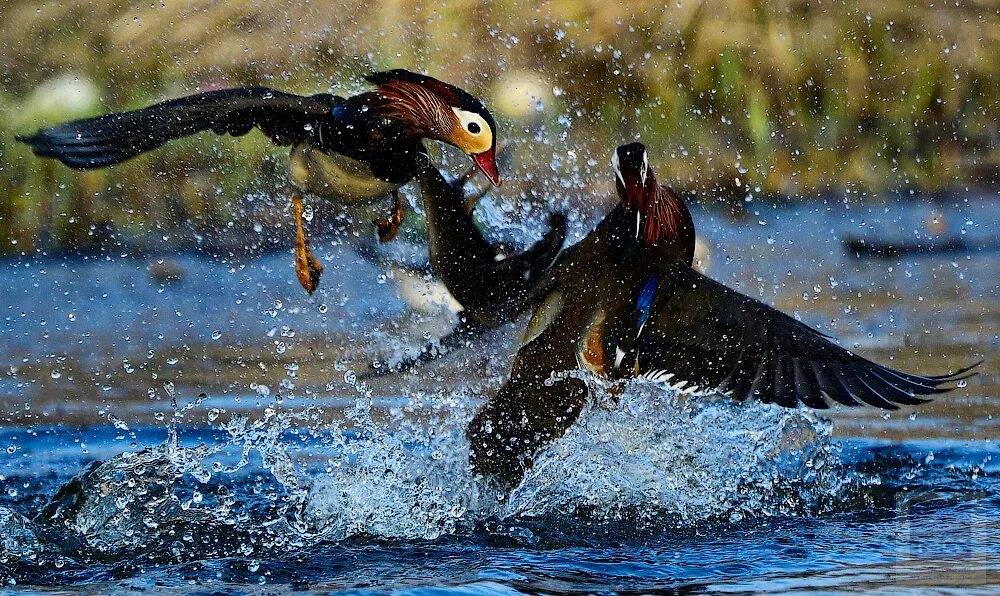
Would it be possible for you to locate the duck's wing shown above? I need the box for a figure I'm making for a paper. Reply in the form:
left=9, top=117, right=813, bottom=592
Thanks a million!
left=615, top=261, right=977, bottom=409
left=488, top=212, right=568, bottom=310
left=363, top=314, right=490, bottom=379
left=498, top=212, right=568, bottom=283
left=519, top=205, right=626, bottom=313
left=17, top=88, right=340, bottom=169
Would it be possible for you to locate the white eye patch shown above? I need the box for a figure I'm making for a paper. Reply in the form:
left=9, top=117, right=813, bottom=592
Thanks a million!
left=611, top=148, right=649, bottom=187
left=452, top=108, right=489, bottom=136
left=611, top=150, right=625, bottom=186
left=450, top=108, right=493, bottom=154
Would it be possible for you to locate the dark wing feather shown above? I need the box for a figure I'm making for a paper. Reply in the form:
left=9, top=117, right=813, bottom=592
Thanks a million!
left=488, top=212, right=567, bottom=310
left=632, top=261, right=976, bottom=409
left=792, top=360, right=828, bottom=410
left=17, top=88, right=340, bottom=169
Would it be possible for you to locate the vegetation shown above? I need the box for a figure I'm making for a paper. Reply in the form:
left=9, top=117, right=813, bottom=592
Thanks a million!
left=0, top=0, right=997, bottom=253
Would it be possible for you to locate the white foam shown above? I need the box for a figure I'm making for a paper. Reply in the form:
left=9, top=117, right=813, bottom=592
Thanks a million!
left=302, top=377, right=848, bottom=539
left=15, top=379, right=850, bottom=556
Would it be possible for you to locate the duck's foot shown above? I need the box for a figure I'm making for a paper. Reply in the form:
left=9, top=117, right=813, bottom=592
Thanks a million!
left=373, top=190, right=405, bottom=243
left=292, top=195, right=323, bottom=294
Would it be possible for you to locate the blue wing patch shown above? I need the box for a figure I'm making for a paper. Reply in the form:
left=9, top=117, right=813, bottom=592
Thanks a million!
left=636, top=273, right=658, bottom=332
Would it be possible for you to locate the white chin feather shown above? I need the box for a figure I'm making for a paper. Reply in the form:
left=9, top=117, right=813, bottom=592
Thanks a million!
left=611, top=150, right=625, bottom=187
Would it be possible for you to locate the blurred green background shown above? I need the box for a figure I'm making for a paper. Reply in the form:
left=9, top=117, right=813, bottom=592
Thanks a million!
left=0, top=0, right=997, bottom=254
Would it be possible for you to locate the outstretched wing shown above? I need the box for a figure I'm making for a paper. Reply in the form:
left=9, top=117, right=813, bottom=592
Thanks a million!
left=17, top=88, right=340, bottom=169
left=620, top=261, right=977, bottom=409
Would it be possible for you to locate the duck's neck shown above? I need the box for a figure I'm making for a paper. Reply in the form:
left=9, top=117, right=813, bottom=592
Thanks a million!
left=419, top=163, right=495, bottom=274
left=623, top=184, right=695, bottom=265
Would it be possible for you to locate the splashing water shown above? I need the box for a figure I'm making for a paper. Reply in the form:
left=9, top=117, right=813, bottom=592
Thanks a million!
left=508, top=380, right=846, bottom=525
left=4, top=377, right=855, bottom=571
left=303, top=376, right=850, bottom=540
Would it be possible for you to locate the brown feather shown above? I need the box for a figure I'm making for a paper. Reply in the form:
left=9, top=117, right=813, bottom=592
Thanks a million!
left=370, top=80, right=454, bottom=139
left=642, top=185, right=695, bottom=264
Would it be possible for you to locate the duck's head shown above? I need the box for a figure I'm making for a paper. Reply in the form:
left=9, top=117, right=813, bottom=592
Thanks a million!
left=611, top=142, right=694, bottom=256
left=612, top=142, right=655, bottom=211
left=366, top=70, right=501, bottom=186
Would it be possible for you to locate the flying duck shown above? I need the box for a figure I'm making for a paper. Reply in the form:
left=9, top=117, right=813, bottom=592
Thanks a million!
left=467, top=142, right=978, bottom=487
left=17, top=69, right=501, bottom=294
left=368, top=156, right=566, bottom=376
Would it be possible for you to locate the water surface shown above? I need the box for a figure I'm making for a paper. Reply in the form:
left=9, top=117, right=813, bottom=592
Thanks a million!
left=1, top=195, right=996, bottom=593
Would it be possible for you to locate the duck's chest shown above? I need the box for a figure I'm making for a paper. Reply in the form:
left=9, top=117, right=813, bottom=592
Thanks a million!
left=522, top=284, right=611, bottom=377
left=288, top=144, right=413, bottom=204
left=575, top=269, right=657, bottom=379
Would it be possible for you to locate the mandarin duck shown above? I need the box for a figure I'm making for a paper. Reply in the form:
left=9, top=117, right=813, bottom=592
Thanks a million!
left=468, top=142, right=978, bottom=487
left=18, top=69, right=501, bottom=294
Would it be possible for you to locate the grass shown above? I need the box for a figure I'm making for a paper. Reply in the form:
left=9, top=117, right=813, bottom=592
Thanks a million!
left=0, top=0, right=997, bottom=253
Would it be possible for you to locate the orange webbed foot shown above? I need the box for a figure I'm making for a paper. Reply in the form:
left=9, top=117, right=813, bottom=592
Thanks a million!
left=292, top=195, right=323, bottom=294
left=373, top=190, right=406, bottom=243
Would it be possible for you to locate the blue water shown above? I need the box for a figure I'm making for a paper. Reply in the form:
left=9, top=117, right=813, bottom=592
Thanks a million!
left=1, top=413, right=998, bottom=593
left=1, top=196, right=997, bottom=593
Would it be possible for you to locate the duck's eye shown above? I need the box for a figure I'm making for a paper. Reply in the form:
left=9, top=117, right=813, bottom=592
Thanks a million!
left=452, top=108, right=489, bottom=138
left=451, top=107, right=493, bottom=154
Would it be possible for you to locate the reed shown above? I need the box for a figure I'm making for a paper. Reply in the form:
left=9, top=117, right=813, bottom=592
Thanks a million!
left=1, top=0, right=996, bottom=253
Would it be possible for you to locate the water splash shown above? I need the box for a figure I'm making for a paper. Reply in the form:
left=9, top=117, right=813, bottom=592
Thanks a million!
left=304, top=377, right=851, bottom=540
left=302, top=389, right=490, bottom=541
left=507, top=380, right=845, bottom=525
left=9, top=378, right=855, bottom=569
left=3, top=398, right=318, bottom=567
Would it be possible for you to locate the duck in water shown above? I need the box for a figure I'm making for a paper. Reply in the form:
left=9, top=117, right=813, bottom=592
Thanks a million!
left=468, top=142, right=978, bottom=487
left=17, top=70, right=501, bottom=294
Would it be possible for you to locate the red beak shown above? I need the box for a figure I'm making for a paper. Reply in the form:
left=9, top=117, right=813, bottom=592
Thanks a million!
left=472, top=148, right=502, bottom=187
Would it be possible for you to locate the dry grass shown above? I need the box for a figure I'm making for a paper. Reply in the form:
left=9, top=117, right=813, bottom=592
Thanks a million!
left=0, top=0, right=998, bottom=252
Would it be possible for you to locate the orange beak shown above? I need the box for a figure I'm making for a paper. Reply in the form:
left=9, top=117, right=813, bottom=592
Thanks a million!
left=472, top=148, right=502, bottom=186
